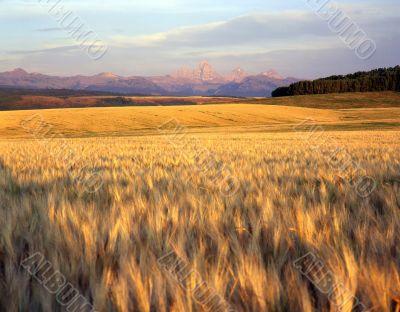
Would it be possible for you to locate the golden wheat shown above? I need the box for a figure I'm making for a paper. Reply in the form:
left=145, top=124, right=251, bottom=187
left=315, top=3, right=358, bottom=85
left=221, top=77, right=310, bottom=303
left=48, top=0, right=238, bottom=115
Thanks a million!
left=0, top=131, right=399, bottom=311
left=1, top=103, right=400, bottom=139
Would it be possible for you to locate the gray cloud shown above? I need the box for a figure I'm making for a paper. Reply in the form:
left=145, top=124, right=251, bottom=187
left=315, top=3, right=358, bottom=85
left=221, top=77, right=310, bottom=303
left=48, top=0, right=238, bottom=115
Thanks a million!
left=2, top=6, right=399, bottom=78
left=113, top=8, right=400, bottom=50
left=205, top=35, right=400, bottom=79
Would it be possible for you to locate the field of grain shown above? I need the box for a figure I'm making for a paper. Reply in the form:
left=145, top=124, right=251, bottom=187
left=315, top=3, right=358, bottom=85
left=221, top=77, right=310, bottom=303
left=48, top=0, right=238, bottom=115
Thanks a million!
left=1, top=127, right=400, bottom=311
left=1, top=103, right=400, bottom=139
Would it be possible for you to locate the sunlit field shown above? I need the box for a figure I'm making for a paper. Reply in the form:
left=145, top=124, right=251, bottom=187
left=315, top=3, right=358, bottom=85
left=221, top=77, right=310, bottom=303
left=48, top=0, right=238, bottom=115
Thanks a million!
left=2, top=99, right=400, bottom=139
left=1, top=0, right=399, bottom=308
left=1, top=128, right=399, bottom=311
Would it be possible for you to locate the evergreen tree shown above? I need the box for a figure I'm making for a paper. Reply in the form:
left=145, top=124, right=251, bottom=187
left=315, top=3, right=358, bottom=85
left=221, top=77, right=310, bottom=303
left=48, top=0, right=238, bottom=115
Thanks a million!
left=272, top=66, right=400, bottom=97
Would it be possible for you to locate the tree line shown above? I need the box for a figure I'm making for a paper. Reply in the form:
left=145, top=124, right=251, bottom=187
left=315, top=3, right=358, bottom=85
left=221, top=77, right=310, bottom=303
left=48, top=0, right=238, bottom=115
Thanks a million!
left=272, top=66, right=400, bottom=97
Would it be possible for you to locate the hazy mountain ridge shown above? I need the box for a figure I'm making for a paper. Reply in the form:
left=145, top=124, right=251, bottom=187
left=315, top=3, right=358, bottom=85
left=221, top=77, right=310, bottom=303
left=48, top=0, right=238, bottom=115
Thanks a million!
left=214, top=75, right=300, bottom=97
left=0, top=68, right=165, bottom=95
left=0, top=62, right=299, bottom=97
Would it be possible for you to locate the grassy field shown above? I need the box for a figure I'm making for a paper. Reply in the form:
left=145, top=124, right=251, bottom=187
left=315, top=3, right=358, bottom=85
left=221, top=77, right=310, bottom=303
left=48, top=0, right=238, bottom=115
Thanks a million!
left=0, top=94, right=243, bottom=110
left=250, top=91, right=400, bottom=109
left=0, top=94, right=400, bottom=311
left=0, top=91, right=399, bottom=111
left=1, top=102, right=400, bottom=139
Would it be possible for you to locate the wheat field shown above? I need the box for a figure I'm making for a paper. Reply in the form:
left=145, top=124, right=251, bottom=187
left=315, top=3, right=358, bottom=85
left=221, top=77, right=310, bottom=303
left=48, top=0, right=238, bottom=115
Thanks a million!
left=1, top=103, right=400, bottom=139
left=1, top=125, right=400, bottom=311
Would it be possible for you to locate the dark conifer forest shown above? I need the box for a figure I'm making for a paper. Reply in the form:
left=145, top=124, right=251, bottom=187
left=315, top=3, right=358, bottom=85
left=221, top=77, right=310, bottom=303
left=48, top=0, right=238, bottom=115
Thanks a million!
left=272, top=66, right=400, bottom=97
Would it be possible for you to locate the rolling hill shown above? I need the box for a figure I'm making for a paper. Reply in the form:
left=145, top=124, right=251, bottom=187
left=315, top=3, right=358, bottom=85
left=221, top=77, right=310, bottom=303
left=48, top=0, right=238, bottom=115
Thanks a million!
left=1, top=92, right=400, bottom=139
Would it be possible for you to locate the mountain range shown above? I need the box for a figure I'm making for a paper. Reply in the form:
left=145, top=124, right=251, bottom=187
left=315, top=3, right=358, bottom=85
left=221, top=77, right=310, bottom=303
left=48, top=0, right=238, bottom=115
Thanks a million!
left=0, top=61, right=299, bottom=97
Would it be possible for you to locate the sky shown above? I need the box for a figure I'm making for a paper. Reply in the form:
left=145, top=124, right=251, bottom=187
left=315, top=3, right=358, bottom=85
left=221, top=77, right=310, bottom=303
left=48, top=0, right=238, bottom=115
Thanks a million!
left=0, top=0, right=399, bottom=78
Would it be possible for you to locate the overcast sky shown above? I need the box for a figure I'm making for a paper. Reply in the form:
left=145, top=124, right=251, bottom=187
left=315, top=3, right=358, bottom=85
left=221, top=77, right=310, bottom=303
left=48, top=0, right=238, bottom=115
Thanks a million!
left=0, top=0, right=399, bottom=78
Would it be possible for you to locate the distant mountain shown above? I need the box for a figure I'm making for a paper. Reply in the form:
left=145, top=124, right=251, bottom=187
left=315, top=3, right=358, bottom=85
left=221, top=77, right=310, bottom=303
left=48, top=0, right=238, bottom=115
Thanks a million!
left=0, top=62, right=299, bottom=97
left=0, top=69, right=166, bottom=95
left=84, top=76, right=165, bottom=95
left=149, top=61, right=299, bottom=96
left=260, top=69, right=283, bottom=80
left=214, top=75, right=300, bottom=97
left=149, top=60, right=229, bottom=95
left=228, top=68, right=248, bottom=83
left=171, top=60, right=225, bottom=82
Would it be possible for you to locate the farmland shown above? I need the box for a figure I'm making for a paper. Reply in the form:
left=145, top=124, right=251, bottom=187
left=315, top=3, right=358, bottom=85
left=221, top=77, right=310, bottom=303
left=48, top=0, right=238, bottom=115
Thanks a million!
left=1, top=94, right=400, bottom=139
left=0, top=93, right=399, bottom=311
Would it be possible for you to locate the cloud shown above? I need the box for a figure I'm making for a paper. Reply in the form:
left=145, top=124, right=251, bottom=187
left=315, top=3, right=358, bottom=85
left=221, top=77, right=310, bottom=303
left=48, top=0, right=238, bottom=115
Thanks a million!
left=112, top=12, right=327, bottom=49
left=10, top=45, right=81, bottom=55
left=110, top=8, right=400, bottom=51
left=204, top=34, right=400, bottom=79
left=35, top=28, right=65, bottom=32
left=1, top=4, right=399, bottom=78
